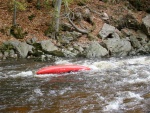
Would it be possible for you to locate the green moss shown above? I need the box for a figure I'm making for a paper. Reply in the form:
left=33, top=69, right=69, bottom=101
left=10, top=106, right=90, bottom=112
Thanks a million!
left=0, top=44, right=14, bottom=52
left=48, top=50, right=65, bottom=57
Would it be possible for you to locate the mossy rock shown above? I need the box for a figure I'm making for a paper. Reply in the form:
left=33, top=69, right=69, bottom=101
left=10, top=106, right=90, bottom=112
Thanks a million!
left=0, top=43, right=14, bottom=52
left=33, top=43, right=42, bottom=50
left=48, top=50, right=65, bottom=57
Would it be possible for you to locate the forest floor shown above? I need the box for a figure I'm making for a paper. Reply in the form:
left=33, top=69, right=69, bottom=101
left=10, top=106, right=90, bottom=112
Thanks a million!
left=0, top=0, right=147, bottom=45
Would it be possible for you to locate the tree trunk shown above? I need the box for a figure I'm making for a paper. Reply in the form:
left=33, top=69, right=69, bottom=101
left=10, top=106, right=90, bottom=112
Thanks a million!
left=12, top=0, right=17, bottom=26
left=36, top=0, right=41, bottom=10
left=54, top=0, right=62, bottom=34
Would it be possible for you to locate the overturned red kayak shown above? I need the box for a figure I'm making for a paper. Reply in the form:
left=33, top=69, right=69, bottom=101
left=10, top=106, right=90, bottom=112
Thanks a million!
left=36, top=65, right=90, bottom=74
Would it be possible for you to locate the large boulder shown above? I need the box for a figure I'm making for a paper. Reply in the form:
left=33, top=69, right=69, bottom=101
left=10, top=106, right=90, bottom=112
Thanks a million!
left=40, top=40, right=58, bottom=52
left=85, top=41, right=109, bottom=58
left=103, top=35, right=132, bottom=57
left=142, top=14, right=150, bottom=36
left=4, top=40, right=33, bottom=58
left=99, top=23, right=116, bottom=39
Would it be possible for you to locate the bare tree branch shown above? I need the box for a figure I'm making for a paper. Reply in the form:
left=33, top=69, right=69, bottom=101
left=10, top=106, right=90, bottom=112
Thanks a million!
left=67, top=15, right=89, bottom=34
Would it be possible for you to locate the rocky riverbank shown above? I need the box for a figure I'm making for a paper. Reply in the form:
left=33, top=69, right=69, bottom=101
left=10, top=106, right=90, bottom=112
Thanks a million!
left=0, top=1, right=150, bottom=61
left=0, top=14, right=149, bottom=61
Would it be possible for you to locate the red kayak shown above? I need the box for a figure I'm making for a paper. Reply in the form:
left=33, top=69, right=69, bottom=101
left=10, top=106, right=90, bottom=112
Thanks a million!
left=36, top=65, right=90, bottom=74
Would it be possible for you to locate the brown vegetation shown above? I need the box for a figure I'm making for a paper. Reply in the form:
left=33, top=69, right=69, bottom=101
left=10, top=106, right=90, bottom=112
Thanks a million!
left=0, top=0, right=147, bottom=45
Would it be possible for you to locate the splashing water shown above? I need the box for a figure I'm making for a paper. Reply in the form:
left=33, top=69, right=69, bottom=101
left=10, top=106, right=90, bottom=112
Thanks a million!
left=0, top=56, right=150, bottom=113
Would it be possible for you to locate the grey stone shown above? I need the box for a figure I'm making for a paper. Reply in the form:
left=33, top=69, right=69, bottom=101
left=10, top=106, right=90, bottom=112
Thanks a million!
left=4, top=40, right=33, bottom=58
left=26, top=37, right=37, bottom=44
left=4, top=51, right=9, bottom=58
left=0, top=52, right=3, bottom=59
left=104, top=37, right=132, bottom=57
left=9, top=49, right=17, bottom=58
left=62, top=49, right=77, bottom=58
left=99, top=23, right=116, bottom=39
left=86, top=41, right=109, bottom=58
left=137, top=31, right=148, bottom=44
left=142, top=14, right=150, bottom=36
left=40, top=40, right=58, bottom=52
left=129, top=35, right=141, bottom=48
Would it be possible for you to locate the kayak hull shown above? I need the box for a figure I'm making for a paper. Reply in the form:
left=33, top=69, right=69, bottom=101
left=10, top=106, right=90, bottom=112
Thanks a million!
left=36, top=65, right=90, bottom=74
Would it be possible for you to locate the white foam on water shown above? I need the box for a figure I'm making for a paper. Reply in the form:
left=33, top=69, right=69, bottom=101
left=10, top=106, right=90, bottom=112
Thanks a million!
left=89, top=56, right=150, bottom=71
left=122, top=75, right=150, bottom=84
left=34, top=88, right=43, bottom=96
left=93, top=61, right=118, bottom=70
left=103, top=91, right=144, bottom=112
left=55, top=59, right=72, bottom=65
left=34, top=73, right=61, bottom=78
left=117, top=91, right=144, bottom=100
left=128, top=77, right=150, bottom=84
left=10, top=71, right=33, bottom=77
left=125, top=56, right=150, bottom=65
left=128, top=92, right=143, bottom=100
left=103, top=97, right=123, bottom=111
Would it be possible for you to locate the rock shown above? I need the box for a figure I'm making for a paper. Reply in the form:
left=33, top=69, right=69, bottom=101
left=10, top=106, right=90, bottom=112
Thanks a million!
left=9, top=49, right=17, bottom=58
left=48, top=50, right=64, bottom=57
left=41, top=55, right=46, bottom=61
left=73, top=43, right=84, bottom=53
left=102, top=12, right=109, bottom=20
left=4, top=51, right=9, bottom=58
left=62, top=49, right=77, bottom=58
left=104, top=36, right=132, bottom=57
left=40, top=40, right=58, bottom=52
left=0, top=52, right=3, bottom=59
left=129, top=31, right=150, bottom=54
left=16, top=42, right=33, bottom=58
left=145, top=41, right=150, bottom=52
left=99, top=23, right=116, bottom=39
left=85, top=41, right=109, bottom=58
left=58, top=31, right=82, bottom=44
left=4, top=40, right=33, bottom=58
left=129, top=35, right=141, bottom=48
left=46, top=55, right=56, bottom=61
left=59, top=35, right=74, bottom=44
left=26, top=37, right=37, bottom=45
left=121, top=28, right=133, bottom=36
left=142, top=14, right=150, bottom=36
left=137, top=30, right=148, bottom=44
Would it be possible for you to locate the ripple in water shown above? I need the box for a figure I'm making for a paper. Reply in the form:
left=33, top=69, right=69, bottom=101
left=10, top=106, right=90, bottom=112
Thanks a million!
left=0, top=56, right=150, bottom=113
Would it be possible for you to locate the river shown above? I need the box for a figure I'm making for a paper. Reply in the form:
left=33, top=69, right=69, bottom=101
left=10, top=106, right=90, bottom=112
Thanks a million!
left=0, top=56, right=150, bottom=113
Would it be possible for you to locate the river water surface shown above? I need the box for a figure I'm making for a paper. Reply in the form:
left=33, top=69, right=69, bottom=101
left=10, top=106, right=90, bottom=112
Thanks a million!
left=0, top=56, right=150, bottom=113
